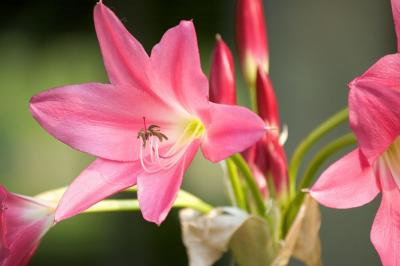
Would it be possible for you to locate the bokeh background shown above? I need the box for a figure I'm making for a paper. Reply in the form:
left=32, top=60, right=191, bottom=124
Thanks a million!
left=0, top=0, right=394, bottom=265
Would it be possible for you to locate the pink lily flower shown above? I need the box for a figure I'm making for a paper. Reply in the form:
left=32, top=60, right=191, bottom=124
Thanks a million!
left=30, top=2, right=266, bottom=225
left=0, top=186, right=55, bottom=266
left=236, top=0, right=269, bottom=85
left=311, top=1, right=400, bottom=264
left=209, top=35, right=237, bottom=105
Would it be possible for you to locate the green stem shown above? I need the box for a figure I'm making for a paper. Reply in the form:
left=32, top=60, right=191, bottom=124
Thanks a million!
left=84, top=195, right=212, bottom=214
left=298, top=133, right=356, bottom=191
left=283, top=133, right=356, bottom=235
left=85, top=199, right=140, bottom=213
left=288, top=108, right=348, bottom=198
left=36, top=187, right=213, bottom=214
left=249, top=85, right=258, bottom=113
left=226, top=158, right=248, bottom=211
left=230, top=154, right=266, bottom=217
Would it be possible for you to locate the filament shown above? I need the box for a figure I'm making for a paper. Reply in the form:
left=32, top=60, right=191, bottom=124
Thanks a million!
left=138, top=121, right=203, bottom=173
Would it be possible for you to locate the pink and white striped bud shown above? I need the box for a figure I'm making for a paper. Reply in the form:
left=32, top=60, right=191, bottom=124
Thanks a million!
left=209, top=35, right=237, bottom=105
left=0, top=186, right=55, bottom=266
left=256, top=67, right=279, bottom=129
left=236, top=0, right=269, bottom=86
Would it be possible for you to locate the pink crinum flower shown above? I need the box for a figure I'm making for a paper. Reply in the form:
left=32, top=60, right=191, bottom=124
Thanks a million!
left=311, top=0, right=400, bottom=264
left=30, top=2, right=266, bottom=225
left=0, top=186, right=54, bottom=265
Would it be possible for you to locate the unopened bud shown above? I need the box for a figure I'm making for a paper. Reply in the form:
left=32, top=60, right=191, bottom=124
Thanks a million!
left=236, top=0, right=269, bottom=86
left=209, top=35, right=237, bottom=105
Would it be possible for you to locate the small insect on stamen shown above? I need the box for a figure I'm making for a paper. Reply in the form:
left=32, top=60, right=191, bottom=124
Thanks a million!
left=136, top=117, right=169, bottom=147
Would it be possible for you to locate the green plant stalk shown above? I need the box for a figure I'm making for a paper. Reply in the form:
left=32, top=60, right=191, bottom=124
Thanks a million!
left=36, top=186, right=213, bottom=215
left=283, top=133, right=356, bottom=235
left=84, top=196, right=212, bottom=214
left=298, top=133, right=357, bottom=191
left=288, top=108, right=349, bottom=198
left=249, top=85, right=258, bottom=113
left=230, top=154, right=266, bottom=217
left=226, top=158, right=248, bottom=211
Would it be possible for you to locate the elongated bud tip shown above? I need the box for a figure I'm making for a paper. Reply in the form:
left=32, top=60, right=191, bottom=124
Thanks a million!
left=256, top=67, right=279, bottom=128
left=209, top=35, right=237, bottom=105
left=236, top=0, right=269, bottom=86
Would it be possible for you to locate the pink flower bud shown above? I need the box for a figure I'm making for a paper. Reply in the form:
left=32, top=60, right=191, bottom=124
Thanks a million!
left=209, top=35, right=237, bottom=105
left=255, top=135, right=288, bottom=195
left=0, top=186, right=55, bottom=266
left=236, top=0, right=269, bottom=85
left=256, top=67, right=279, bottom=128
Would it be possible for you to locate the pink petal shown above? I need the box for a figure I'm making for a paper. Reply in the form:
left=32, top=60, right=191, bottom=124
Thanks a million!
left=94, top=2, right=150, bottom=89
left=370, top=173, right=400, bottom=266
left=150, top=20, right=209, bottom=114
left=30, top=83, right=180, bottom=162
left=200, top=102, right=266, bottom=163
left=392, top=0, right=400, bottom=51
left=137, top=140, right=200, bottom=225
left=349, top=54, right=400, bottom=164
left=55, top=159, right=141, bottom=222
left=0, top=186, right=54, bottom=266
left=310, top=149, right=379, bottom=208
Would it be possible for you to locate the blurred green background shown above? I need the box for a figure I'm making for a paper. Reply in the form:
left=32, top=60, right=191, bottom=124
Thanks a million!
left=0, top=0, right=394, bottom=265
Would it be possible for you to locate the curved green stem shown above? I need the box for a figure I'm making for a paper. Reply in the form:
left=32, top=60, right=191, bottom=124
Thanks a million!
left=85, top=199, right=140, bottom=213
left=36, top=187, right=213, bottom=214
left=288, top=108, right=348, bottom=198
left=283, top=133, right=356, bottom=235
left=225, top=158, right=248, bottom=211
left=84, top=196, right=213, bottom=214
left=298, top=133, right=356, bottom=191
left=230, top=154, right=266, bottom=217
left=249, top=85, right=258, bottom=113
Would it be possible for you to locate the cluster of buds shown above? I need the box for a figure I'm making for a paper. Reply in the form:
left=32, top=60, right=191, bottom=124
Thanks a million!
left=183, top=0, right=322, bottom=265
left=210, top=0, right=288, bottom=201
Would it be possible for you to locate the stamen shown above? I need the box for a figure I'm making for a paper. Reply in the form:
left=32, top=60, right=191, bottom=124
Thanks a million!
left=137, top=117, right=205, bottom=174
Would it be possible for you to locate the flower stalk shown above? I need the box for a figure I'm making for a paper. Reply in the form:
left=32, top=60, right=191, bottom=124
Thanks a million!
left=298, top=133, right=356, bottom=191
left=36, top=186, right=213, bottom=215
left=230, top=153, right=266, bottom=217
left=288, top=108, right=349, bottom=198
left=283, top=132, right=356, bottom=236
left=226, top=158, right=248, bottom=211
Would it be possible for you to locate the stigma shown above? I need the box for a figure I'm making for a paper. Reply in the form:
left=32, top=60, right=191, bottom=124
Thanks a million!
left=137, top=117, right=205, bottom=173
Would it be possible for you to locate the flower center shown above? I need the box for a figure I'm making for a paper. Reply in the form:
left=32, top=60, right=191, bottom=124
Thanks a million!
left=137, top=117, right=204, bottom=173
left=376, top=137, right=400, bottom=189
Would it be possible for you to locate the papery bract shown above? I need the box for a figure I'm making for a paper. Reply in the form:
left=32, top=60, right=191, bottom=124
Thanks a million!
left=0, top=185, right=55, bottom=266
left=310, top=2, right=400, bottom=262
left=30, top=2, right=266, bottom=225
left=236, top=0, right=269, bottom=85
left=209, top=35, right=236, bottom=105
